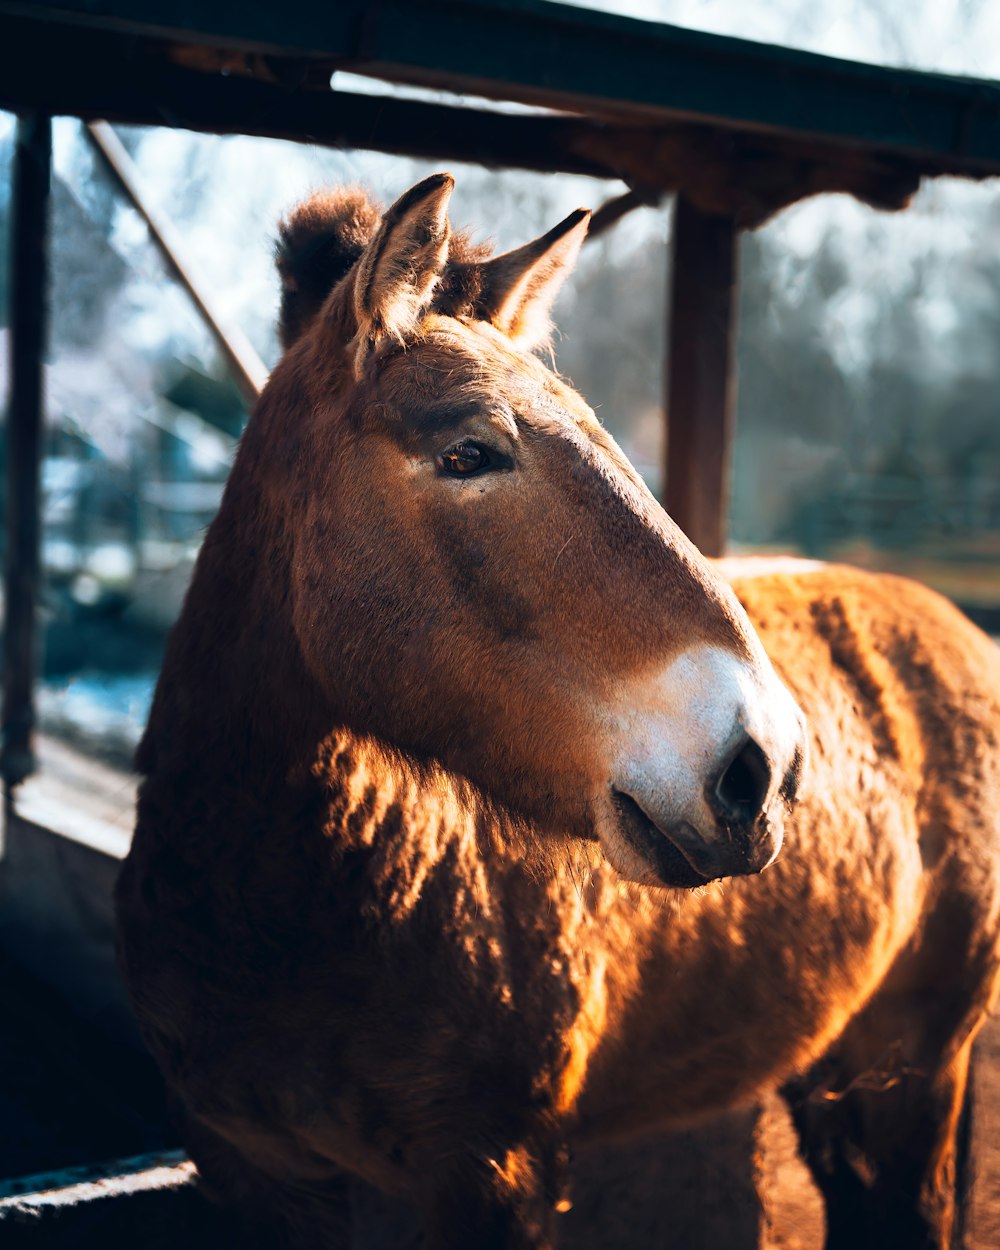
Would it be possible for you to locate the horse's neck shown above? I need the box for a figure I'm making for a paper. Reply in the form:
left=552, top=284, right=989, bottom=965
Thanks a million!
left=137, top=458, right=595, bottom=914
left=309, top=728, right=503, bottom=912
left=138, top=481, right=329, bottom=781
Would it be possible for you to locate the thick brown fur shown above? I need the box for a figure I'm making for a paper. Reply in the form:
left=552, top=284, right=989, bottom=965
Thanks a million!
left=277, top=185, right=491, bottom=352
left=119, top=182, right=1000, bottom=1250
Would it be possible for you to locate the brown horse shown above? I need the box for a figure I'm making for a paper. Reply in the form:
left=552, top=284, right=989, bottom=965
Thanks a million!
left=116, top=175, right=1000, bottom=1250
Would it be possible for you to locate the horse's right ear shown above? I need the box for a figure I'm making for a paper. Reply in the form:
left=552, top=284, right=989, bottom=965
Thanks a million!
left=352, top=173, right=454, bottom=376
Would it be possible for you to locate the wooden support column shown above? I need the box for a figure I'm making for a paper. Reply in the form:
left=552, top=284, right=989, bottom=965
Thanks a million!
left=664, top=194, right=739, bottom=557
left=2, top=112, right=52, bottom=789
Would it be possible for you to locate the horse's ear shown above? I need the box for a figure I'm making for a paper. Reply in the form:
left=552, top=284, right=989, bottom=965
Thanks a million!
left=352, top=173, right=454, bottom=373
left=476, top=208, right=591, bottom=350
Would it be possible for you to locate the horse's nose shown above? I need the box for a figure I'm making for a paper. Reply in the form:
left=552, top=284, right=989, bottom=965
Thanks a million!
left=780, top=743, right=806, bottom=805
left=600, top=643, right=807, bottom=888
left=709, top=734, right=772, bottom=826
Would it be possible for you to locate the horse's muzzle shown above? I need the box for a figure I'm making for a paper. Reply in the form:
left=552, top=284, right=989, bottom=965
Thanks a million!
left=600, top=643, right=807, bottom=888
left=611, top=780, right=785, bottom=888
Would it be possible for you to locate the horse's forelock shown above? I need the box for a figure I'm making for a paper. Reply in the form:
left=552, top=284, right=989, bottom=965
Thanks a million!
left=276, top=188, right=381, bottom=349
left=276, top=186, right=493, bottom=351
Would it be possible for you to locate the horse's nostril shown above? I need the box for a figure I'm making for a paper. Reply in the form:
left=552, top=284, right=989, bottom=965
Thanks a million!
left=780, top=744, right=806, bottom=804
left=713, top=736, right=772, bottom=824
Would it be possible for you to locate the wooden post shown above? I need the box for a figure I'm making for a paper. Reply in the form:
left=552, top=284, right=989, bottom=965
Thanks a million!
left=2, top=112, right=52, bottom=789
left=664, top=194, right=739, bottom=557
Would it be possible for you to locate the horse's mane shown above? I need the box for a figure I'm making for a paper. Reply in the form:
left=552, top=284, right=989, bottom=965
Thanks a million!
left=276, top=186, right=493, bottom=349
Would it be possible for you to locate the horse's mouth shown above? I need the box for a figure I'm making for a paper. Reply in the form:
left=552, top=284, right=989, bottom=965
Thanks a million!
left=610, top=789, right=782, bottom=888
left=610, top=790, right=708, bottom=889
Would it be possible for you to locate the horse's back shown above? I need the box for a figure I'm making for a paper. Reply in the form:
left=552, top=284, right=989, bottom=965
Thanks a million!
left=725, top=552, right=1000, bottom=720
left=721, top=559, right=1000, bottom=758
left=710, top=563, right=1000, bottom=1243
left=725, top=557, right=1000, bottom=926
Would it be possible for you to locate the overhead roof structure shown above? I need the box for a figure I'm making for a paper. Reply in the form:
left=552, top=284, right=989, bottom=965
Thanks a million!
left=4, top=0, right=1000, bottom=225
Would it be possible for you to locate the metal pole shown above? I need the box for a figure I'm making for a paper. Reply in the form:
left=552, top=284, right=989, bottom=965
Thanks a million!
left=2, top=112, right=52, bottom=788
left=85, top=121, right=267, bottom=407
left=664, top=194, right=739, bottom=557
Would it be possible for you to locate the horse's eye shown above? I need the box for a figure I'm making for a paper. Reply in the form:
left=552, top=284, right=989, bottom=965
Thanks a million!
left=438, top=441, right=490, bottom=477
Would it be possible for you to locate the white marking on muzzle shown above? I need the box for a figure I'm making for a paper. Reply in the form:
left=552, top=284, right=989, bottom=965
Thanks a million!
left=599, top=643, right=805, bottom=884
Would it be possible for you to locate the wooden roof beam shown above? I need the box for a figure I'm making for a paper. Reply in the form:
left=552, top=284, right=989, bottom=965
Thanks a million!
left=0, top=17, right=965, bottom=226
left=4, top=0, right=1000, bottom=175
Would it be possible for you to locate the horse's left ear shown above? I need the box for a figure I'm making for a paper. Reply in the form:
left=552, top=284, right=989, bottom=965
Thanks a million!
left=353, top=172, right=454, bottom=374
left=476, top=208, right=591, bottom=350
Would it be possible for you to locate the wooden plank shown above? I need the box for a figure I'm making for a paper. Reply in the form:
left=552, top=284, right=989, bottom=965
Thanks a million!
left=0, top=1152, right=240, bottom=1249
left=3, top=0, right=1000, bottom=172
left=85, top=121, right=267, bottom=405
left=0, top=16, right=986, bottom=225
left=664, top=195, right=738, bottom=557
left=2, top=113, right=51, bottom=788
left=587, top=188, right=656, bottom=240
left=0, top=20, right=615, bottom=180
left=0, top=1151, right=192, bottom=1209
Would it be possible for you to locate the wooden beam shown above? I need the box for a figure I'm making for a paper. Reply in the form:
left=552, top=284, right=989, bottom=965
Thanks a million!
left=2, top=113, right=52, bottom=789
left=587, top=188, right=657, bottom=240
left=0, top=1151, right=192, bottom=1210
left=85, top=121, right=268, bottom=405
left=0, top=1150, right=243, bottom=1246
left=0, top=16, right=982, bottom=226
left=5, top=0, right=1000, bottom=173
left=0, top=22, right=615, bottom=181
left=664, top=195, right=738, bottom=558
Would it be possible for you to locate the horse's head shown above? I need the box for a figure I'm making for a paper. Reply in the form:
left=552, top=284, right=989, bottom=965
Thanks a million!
left=256, top=174, right=807, bottom=888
